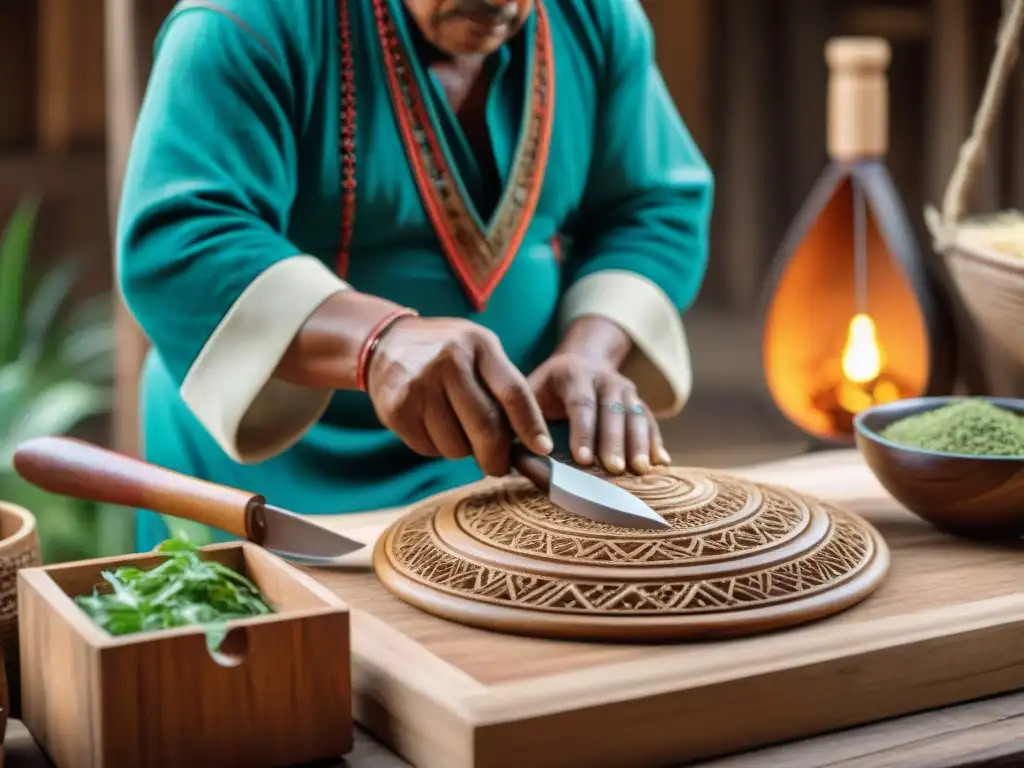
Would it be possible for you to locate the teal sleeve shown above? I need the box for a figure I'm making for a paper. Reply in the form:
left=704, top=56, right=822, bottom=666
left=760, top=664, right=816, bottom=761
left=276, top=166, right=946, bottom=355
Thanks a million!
left=565, top=0, right=714, bottom=310
left=116, top=6, right=301, bottom=386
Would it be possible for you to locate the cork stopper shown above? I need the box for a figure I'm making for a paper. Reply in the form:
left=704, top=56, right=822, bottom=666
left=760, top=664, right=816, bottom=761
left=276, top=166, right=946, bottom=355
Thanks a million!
left=825, top=37, right=892, bottom=161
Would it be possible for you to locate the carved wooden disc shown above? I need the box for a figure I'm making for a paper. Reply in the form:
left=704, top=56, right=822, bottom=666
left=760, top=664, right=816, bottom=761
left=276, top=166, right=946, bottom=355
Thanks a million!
left=373, top=468, right=890, bottom=641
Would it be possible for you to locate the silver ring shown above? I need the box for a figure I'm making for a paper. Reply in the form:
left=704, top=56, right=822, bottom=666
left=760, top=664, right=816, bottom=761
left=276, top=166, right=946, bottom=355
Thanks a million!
left=628, top=403, right=646, bottom=416
left=600, top=402, right=626, bottom=414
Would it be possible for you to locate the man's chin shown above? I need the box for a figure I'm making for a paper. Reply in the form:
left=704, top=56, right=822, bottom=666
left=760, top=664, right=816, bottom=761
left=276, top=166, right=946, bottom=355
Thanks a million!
left=452, top=40, right=505, bottom=55
left=437, top=22, right=513, bottom=55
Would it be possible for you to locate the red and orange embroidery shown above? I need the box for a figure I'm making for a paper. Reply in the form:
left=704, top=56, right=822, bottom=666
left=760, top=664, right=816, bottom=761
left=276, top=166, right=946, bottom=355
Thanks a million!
left=336, top=0, right=556, bottom=309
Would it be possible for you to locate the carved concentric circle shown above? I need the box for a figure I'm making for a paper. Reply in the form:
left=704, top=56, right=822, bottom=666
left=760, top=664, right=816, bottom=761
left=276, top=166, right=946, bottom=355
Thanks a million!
left=453, top=473, right=810, bottom=565
left=374, top=467, right=890, bottom=641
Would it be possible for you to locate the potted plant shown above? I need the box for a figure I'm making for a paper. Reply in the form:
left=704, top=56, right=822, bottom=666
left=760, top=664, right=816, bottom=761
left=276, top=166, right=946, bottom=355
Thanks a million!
left=0, top=197, right=133, bottom=564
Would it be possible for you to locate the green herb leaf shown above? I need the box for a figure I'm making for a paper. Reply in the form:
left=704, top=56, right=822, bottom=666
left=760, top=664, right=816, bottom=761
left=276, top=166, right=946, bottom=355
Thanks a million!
left=158, top=537, right=198, bottom=554
left=0, top=197, right=40, bottom=365
left=74, top=537, right=273, bottom=643
left=18, top=259, right=79, bottom=369
left=0, top=380, right=110, bottom=467
left=205, top=623, right=228, bottom=654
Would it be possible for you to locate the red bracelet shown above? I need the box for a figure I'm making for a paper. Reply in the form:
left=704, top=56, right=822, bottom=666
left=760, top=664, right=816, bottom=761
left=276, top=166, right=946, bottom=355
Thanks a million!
left=356, top=308, right=419, bottom=391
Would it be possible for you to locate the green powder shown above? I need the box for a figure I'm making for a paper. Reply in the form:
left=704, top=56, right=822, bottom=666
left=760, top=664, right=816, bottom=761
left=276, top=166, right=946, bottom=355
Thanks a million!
left=879, top=400, right=1024, bottom=457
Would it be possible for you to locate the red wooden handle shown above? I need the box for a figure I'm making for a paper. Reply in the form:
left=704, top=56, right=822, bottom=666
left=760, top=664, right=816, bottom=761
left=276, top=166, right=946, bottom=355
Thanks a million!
left=12, top=436, right=258, bottom=540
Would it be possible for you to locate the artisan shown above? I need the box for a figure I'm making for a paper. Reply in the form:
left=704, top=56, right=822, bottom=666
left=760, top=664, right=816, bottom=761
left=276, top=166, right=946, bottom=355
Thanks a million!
left=117, top=0, right=714, bottom=550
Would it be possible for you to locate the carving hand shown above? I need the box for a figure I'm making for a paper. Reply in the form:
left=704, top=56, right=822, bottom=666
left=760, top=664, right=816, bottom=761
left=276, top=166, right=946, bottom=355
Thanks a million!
left=528, top=353, right=669, bottom=475
left=367, top=317, right=553, bottom=476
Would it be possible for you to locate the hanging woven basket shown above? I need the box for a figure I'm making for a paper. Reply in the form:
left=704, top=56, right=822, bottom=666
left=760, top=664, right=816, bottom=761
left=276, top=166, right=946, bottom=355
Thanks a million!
left=925, top=0, right=1024, bottom=369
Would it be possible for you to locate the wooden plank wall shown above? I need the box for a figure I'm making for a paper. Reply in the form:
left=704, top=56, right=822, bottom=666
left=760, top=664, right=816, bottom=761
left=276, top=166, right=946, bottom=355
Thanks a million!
left=645, top=0, right=836, bottom=308
left=0, top=0, right=109, bottom=301
left=0, top=0, right=108, bottom=150
left=105, top=0, right=176, bottom=456
left=0, top=0, right=107, bottom=152
left=0, top=1, right=37, bottom=149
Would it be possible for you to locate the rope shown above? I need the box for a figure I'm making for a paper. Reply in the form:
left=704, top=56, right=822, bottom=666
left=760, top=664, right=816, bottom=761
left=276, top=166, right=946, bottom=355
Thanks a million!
left=938, top=0, right=1024, bottom=232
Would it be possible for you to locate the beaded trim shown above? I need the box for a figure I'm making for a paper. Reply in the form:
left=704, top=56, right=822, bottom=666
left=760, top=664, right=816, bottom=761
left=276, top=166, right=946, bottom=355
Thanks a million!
left=337, top=0, right=357, bottom=277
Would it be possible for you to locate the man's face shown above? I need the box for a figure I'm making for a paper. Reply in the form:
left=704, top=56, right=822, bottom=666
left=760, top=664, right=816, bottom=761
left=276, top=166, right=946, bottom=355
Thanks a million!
left=404, top=0, right=534, bottom=56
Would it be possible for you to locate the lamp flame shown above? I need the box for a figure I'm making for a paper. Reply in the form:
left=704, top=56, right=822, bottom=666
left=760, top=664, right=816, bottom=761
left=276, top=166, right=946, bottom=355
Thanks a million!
left=841, top=313, right=883, bottom=384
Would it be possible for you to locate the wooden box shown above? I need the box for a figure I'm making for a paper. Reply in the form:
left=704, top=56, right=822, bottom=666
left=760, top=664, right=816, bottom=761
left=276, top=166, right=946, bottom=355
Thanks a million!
left=18, top=542, right=352, bottom=768
left=312, top=451, right=1024, bottom=768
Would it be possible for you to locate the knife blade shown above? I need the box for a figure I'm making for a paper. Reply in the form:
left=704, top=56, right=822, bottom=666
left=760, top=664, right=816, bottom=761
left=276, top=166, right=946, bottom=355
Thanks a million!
left=510, top=444, right=672, bottom=529
left=12, top=436, right=365, bottom=565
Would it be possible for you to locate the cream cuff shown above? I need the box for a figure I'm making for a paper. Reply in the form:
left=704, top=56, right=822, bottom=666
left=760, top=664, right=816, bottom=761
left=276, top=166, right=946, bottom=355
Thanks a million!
left=559, top=270, right=693, bottom=418
left=180, top=256, right=348, bottom=464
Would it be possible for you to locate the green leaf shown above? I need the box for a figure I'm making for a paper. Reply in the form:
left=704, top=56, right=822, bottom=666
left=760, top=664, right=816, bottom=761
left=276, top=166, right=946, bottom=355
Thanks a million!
left=41, top=293, right=116, bottom=386
left=72, top=538, right=272, bottom=643
left=0, top=198, right=40, bottom=365
left=91, top=503, right=135, bottom=558
left=102, top=570, right=140, bottom=608
left=18, top=260, right=79, bottom=368
left=63, top=291, right=113, bottom=336
left=162, top=516, right=218, bottom=547
left=0, top=200, right=120, bottom=564
left=158, top=538, right=198, bottom=554
left=0, top=361, right=34, bottom=445
left=0, top=380, right=110, bottom=467
left=58, top=320, right=116, bottom=382
left=205, top=623, right=228, bottom=654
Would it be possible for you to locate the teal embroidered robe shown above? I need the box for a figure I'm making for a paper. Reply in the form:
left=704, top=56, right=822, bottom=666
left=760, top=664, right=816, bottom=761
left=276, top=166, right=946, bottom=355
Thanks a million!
left=117, top=0, right=714, bottom=551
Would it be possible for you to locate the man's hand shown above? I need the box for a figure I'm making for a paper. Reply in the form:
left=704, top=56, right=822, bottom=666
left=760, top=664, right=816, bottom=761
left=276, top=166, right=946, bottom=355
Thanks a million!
left=529, top=353, right=669, bottom=475
left=367, top=318, right=553, bottom=476
left=529, top=315, right=670, bottom=475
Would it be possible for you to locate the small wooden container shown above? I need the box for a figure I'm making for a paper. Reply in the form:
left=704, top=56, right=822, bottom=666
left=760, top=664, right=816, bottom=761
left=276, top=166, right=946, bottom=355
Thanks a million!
left=18, top=542, right=352, bottom=768
left=0, top=501, right=42, bottom=720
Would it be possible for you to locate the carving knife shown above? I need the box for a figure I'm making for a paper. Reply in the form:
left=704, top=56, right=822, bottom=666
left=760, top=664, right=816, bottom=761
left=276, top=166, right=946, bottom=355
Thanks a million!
left=12, top=436, right=365, bottom=564
left=510, top=444, right=672, bottom=530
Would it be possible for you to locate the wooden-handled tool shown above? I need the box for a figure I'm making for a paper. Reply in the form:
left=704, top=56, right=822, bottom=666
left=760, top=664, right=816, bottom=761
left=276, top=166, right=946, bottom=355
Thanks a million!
left=509, top=444, right=554, bottom=494
left=13, top=436, right=365, bottom=562
left=15, top=436, right=261, bottom=540
left=509, top=444, right=670, bottom=529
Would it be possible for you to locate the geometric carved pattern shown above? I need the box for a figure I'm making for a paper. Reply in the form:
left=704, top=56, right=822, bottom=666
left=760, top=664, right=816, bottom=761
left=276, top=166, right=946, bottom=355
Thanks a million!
left=375, top=468, right=890, bottom=641
left=456, top=474, right=809, bottom=564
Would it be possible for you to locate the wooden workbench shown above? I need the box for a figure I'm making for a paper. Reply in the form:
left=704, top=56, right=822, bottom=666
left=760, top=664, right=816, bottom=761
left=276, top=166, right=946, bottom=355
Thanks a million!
left=6, top=690, right=1024, bottom=768
left=9, top=450, right=1024, bottom=767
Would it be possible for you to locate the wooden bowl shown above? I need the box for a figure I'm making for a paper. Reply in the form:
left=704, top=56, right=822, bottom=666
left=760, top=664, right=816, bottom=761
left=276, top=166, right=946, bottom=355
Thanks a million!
left=0, top=502, right=41, bottom=722
left=854, top=396, right=1024, bottom=537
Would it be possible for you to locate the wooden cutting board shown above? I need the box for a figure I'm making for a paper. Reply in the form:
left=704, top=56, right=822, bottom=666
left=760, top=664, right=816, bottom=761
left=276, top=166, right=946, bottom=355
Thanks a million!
left=310, top=450, right=1024, bottom=768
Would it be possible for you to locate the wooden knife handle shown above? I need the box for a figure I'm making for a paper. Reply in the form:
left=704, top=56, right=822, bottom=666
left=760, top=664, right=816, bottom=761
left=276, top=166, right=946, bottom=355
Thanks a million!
left=13, top=436, right=260, bottom=541
left=510, top=443, right=552, bottom=494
